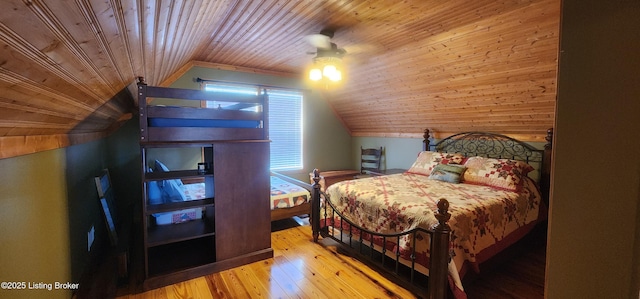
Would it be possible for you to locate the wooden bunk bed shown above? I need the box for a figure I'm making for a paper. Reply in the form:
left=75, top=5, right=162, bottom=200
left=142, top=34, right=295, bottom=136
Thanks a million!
left=137, top=77, right=274, bottom=290
left=310, top=129, right=553, bottom=299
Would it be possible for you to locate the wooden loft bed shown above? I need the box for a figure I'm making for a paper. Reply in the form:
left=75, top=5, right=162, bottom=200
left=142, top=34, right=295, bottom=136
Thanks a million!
left=309, top=128, right=553, bottom=299
left=138, top=77, right=268, bottom=143
left=137, top=78, right=273, bottom=290
left=138, top=78, right=312, bottom=223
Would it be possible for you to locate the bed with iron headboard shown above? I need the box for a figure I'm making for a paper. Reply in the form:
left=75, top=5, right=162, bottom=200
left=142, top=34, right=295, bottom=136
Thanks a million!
left=310, top=128, right=552, bottom=299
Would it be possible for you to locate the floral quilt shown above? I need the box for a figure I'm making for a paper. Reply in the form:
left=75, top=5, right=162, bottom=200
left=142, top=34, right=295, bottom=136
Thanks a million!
left=322, top=172, right=542, bottom=276
left=270, top=176, right=310, bottom=210
left=180, top=178, right=311, bottom=211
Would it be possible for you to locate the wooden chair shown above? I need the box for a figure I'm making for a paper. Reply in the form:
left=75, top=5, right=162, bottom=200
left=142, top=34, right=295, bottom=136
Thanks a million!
left=94, top=169, right=130, bottom=279
left=76, top=169, right=131, bottom=297
left=360, top=146, right=383, bottom=174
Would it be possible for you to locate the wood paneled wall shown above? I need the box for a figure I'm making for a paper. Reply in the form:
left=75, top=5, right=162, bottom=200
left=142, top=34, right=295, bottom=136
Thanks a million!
left=0, top=0, right=559, bottom=158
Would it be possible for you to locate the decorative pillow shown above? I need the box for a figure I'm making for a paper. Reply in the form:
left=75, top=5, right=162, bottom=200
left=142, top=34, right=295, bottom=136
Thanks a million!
left=407, top=151, right=466, bottom=176
left=154, top=160, right=184, bottom=187
left=428, top=164, right=467, bottom=183
left=463, top=156, right=535, bottom=191
left=153, top=160, right=187, bottom=202
left=161, top=179, right=187, bottom=202
left=147, top=168, right=163, bottom=205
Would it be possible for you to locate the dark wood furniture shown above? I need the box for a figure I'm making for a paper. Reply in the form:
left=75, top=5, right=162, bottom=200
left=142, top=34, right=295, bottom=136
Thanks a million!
left=75, top=169, right=134, bottom=298
left=309, top=169, right=361, bottom=191
left=94, top=169, right=129, bottom=279
left=360, top=146, right=383, bottom=173
left=310, top=129, right=553, bottom=299
left=137, top=78, right=272, bottom=291
left=270, top=202, right=310, bottom=221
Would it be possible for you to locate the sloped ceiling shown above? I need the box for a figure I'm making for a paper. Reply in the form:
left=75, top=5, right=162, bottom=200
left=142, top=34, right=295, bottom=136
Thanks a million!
left=0, top=0, right=559, bottom=159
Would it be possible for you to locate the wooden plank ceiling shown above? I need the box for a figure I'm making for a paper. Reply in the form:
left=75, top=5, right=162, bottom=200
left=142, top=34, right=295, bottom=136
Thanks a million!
left=0, top=0, right=559, bottom=158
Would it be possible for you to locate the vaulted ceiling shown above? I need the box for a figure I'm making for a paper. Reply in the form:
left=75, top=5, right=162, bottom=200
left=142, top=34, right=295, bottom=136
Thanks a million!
left=0, top=0, right=559, bottom=159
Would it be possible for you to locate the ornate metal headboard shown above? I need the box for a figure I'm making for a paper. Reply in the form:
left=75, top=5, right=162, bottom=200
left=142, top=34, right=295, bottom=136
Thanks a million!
left=428, top=131, right=543, bottom=162
left=422, top=129, right=554, bottom=203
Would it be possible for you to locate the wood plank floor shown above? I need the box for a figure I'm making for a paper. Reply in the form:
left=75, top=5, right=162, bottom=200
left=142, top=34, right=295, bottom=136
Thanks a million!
left=462, top=223, right=547, bottom=299
left=118, top=217, right=546, bottom=299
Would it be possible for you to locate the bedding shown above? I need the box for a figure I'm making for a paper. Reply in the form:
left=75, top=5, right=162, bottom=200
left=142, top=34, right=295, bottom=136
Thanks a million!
left=428, top=164, right=467, bottom=183
left=152, top=160, right=186, bottom=202
left=148, top=159, right=208, bottom=225
left=407, top=151, right=466, bottom=176
left=153, top=176, right=310, bottom=225
left=270, top=176, right=311, bottom=210
left=169, top=176, right=310, bottom=211
left=153, top=182, right=206, bottom=225
left=321, top=171, right=543, bottom=291
left=312, top=130, right=552, bottom=299
left=463, top=156, right=535, bottom=192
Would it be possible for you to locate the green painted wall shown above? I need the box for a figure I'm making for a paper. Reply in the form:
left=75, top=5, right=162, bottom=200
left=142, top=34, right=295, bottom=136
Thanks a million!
left=0, top=140, right=110, bottom=299
left=546, top=0, right=640, bottom=298
left=0, top=116, right=139, bottom=299
left=352, top=136, right=423, bottom=170
left=0, top=149, right=71, bottom=298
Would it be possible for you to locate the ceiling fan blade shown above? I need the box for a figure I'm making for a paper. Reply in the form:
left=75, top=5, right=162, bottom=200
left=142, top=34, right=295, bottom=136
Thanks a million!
left=304, top=33, right=332, bottom=49
left=343, top=43, right=382, bottom=55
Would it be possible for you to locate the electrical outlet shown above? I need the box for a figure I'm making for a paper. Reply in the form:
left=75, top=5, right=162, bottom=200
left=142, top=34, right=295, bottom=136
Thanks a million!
left=87, top=226, right=95, bottom=252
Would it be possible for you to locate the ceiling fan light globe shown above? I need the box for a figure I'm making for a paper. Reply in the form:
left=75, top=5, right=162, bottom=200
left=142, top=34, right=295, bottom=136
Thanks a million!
left=323, top=65, right=337, bottom=78
left=329, top=70, right=342, bottom=82
left=309, top=68, right=322, bottom=81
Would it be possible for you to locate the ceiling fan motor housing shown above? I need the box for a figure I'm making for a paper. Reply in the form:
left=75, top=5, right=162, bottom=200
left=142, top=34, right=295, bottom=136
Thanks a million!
left=315, top=42, right=346, bottom=59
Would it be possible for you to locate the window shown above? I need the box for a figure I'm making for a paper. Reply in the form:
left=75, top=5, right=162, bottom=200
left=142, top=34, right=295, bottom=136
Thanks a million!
left=203, top=82, right=303, bottom=171
left=266, top=89, right=303, bottom=171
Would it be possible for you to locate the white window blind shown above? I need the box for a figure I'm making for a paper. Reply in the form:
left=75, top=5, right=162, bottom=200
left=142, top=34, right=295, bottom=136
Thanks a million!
left=266, top=89, right=303, bottom=171
left=203, top=82, right=303, bottom=171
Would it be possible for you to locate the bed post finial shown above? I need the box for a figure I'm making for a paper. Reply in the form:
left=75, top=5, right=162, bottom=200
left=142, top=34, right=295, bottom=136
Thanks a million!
left=434, top=198, right=451, bottom=230
left=137, top=76, right=146, bottom=85
left=423, top=129, right=431, bottom=151
left=545, top=128, right=553, bottom=149
left=312, top=169, right=321, bottom=185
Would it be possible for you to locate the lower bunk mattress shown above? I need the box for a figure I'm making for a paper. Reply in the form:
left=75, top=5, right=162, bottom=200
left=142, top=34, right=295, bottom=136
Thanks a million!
left=269, top=176, right=310, bottom=209
left=153, top=176, right=310, bottom=225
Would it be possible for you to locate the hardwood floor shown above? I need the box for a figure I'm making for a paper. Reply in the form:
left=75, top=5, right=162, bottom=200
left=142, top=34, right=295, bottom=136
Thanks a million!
left=463, top=223, right=547, bottom=299
left=117, top=217, right=546, bottom=299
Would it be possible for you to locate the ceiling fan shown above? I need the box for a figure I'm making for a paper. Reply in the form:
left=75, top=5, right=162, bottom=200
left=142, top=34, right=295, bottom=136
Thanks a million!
left=304, top=29, right=347, bottom=82
left=304, top=29, right=347, bottom=59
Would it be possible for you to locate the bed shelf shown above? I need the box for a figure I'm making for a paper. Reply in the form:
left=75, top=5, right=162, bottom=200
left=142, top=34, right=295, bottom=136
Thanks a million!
left=146, top=198, right=214, bottom=214
left=145, top=170, right=214, bottom=181
left=147, top=219, right=215, bottom=247
left=147, top=236, right=216, bottom=277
